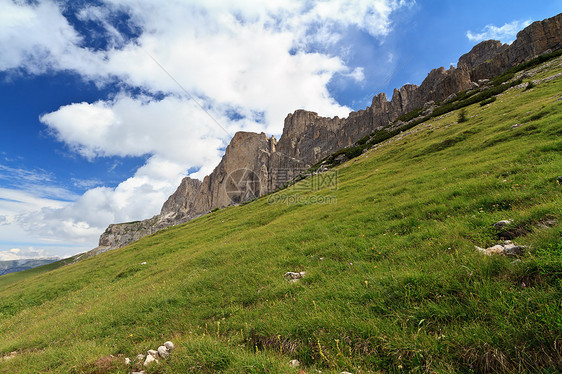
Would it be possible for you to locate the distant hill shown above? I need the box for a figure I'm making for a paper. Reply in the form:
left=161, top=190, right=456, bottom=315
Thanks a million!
left=0, top=258, right=59, bottom=276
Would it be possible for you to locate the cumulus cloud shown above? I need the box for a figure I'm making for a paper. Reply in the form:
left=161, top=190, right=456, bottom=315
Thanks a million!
left=0, top=0, right=83, bottom=74
left=466, top=19, right=532, bottom=43
left=0, top=187, right=82, bottom=256
left=14, top=155, right=189, bottom=245
left=0, top=0, right=412, bottom=252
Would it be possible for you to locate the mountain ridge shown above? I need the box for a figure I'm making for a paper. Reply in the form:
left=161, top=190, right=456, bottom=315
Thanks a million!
left=91, top=13, right=562, bottom=255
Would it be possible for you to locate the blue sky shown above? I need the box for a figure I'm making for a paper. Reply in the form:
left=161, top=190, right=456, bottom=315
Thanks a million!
left=0, top=0, right=560, bottom=260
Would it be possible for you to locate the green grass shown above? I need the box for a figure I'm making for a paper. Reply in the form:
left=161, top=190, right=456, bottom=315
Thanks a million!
left=0, top=254, right=83, bottom=289
left=1, top=62, right=561, bottom=374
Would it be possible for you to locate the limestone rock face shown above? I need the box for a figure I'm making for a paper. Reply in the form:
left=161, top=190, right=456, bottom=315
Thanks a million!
left=96, top=132, right=278, bottom=253
left=192, top=131, right=276, bottom=212
left=98, top=218, right=161, bottom=250
left=416, top=65, right=472, bottom=105
left=469, top=13, right=562, bottom=81
left=276, top=110, right=345, bottom=165
left=93, top=13, right=562, bottom=254
left=458, top=40, right=508, bottom=70
left=160, top=177, right=202, bottom=220
left=509, top=14, right=562, bottom=64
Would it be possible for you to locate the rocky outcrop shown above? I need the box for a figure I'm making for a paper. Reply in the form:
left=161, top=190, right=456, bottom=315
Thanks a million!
left=97, top=217, right=162, bottom=250
left=191, top=131, right=277, bottom=211
left=469, top=13, right=562, bottom=81
left=95, top=13, right=562, bottom=253
left=458, top=40, right=508, bottom=70
left=475, top=240, right=526, bottom=256
left=160, top=177, right=202, bottom=222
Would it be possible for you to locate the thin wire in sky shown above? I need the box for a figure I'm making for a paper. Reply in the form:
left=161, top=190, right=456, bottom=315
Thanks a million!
left=144, top=50, right=233, bottom=138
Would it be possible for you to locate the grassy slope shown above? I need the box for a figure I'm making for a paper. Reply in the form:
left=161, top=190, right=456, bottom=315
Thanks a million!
left=0, top=62, right=561, bottom=374
left=0, top=255, right=84, bottom=289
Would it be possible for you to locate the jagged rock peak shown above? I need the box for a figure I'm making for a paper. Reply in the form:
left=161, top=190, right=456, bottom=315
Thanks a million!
left=160, top=177, right=202, bottom=218
left=276, top=110, right=345, bottom=164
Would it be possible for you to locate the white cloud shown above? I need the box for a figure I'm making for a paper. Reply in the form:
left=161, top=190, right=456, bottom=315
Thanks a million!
left=14, top=155, right=189, bottom=245
left=347, top=67, right=366, bottom=82
left=0, top=0, right=412, bottom=253
left=0, top=0, right=83, bottom=74
left=466, top=19, right=532, bottom=44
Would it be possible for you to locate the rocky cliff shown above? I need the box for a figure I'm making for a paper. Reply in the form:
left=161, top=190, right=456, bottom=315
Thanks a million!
left=93, top=13, right=562, bottom=254
left=466, top=14, right=562, bottom=81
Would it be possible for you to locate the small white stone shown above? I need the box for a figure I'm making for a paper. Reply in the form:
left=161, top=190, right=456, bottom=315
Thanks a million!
left=164, top=341, right=175, bottom=351
left=144, top=354, right=158, bottom=367
left=157, top=345, right=169, bottom=358
left=284, top=271, right=306, bottom=282
left=147, top=349, right=159, bottom=358
left=136, top=354, right=145, bottom=362
left=493, top=220, right=512, bottom=228
left=289, top=359, right=300, bottom=367
left=141, top=261, right=147, bottom=265
left=124, top=357, right=131, bottom=365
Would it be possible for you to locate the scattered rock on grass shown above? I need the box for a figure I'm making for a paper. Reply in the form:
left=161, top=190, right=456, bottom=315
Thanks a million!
left=143, top=354, right=158, bottom=367
left=493, top=219, right=513, bottom=228
left=475, top=240, right=526, bottom=256
left=334, top=154, right=349, bottom=164
left=126, top=341, right=174, bottom=372
left=157, top=345, right=169, bottom=359
left=164, top=341, right=175, bottom=351
left=1, top=351, right=17, bottom=361
left=536, top=219, right=558, bottom=229
left=289, top=359, right=300, bottom=367
left=284, top=272, right=306, bottom=282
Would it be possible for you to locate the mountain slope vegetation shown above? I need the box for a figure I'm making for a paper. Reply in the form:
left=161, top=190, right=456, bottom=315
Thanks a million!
left=0, top=58, right=561, bottom=374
